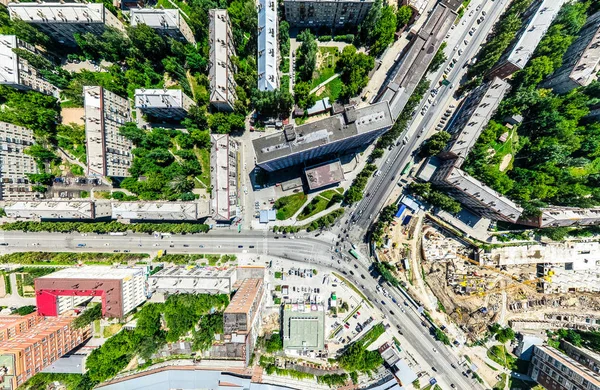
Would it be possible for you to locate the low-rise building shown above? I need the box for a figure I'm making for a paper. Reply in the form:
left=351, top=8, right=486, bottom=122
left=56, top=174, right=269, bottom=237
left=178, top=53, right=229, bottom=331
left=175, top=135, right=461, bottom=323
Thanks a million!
left=0, top=314, right=91, bottom=390
left=134, top=88, right=194, bottom=120
left=84, top=86, right=133, bottom=178
left=7, top=2, right=125, bottom=46
left=304, top=160, right=345, bottom=191
left=529, top=344, right=600, bottom=390
left=149, top=266, right=237, bottom=295
left=210, top=134, right=239, bottom=223
left=111, top=201, right=207, bottom=221
left=489, top=0, right=569, bottom=79
left=130, top=8, right=196, bottom=44
left=253, top=102, right=393, bottom=172
left=3, top=200, right=112, bottom=220
left=282, top=303, right=325, bottom=352
left=257, top=0, right=278, bottom=92
left=0, top=121, right=40, bottom=200
left=35, top=266, right=148, bottom=318
left=283, top=0, right=373, bottom=27
left=209, top=9, right=237, bottom=111
left=0, top=35, right=59, bottom=97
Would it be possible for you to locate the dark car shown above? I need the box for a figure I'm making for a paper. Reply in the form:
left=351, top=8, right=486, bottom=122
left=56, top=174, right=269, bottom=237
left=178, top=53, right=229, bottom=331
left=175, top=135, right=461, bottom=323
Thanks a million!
left=432, top=367, right=437, bottom=372
left=361, top=274, right=366, bottom=279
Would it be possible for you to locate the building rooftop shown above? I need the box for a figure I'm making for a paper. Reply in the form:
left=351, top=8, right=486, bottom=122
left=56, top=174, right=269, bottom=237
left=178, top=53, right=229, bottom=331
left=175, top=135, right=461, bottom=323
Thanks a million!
left=149, top=266, right=236, bottom=294
left=134, top=89, right=189, bottom=109
left=4, top=200, right=111, bottom=220
left=503, top=0, right=569, bottom=70
left=306, top=97, right=332, bottom=116
left=282, top=304, right=325, bottom=350
left=253, top=101, right=392, bottom=165
left=130, top=8, right=182, bottom=30
left=111, top=201, right=201, bottom=220
left=38, top=266, right=146, bottom=281
left=209, top=9, right=235, bottom=107
left=0, top=35, right=19, bottom=85
left=487, top=241, right=600, bottom=267
left=210, top=134, right=238, bottom=221
left=224, top=278, right=263, bottom=315
left=7, top=2, right=107, bottom=24
left=567, top=12, right=600, bottom=88
left=0, top=315, right=76, bottom=352
left=535, top=345, right=600, bottom=386
left=257, top=0, right=278, bottom=91
left=304, top=160, right=345, bottom=190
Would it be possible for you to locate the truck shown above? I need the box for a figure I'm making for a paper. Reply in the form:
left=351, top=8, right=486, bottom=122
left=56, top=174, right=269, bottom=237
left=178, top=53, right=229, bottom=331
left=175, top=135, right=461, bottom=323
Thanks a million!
left=349, top=249, right=360, bottom=260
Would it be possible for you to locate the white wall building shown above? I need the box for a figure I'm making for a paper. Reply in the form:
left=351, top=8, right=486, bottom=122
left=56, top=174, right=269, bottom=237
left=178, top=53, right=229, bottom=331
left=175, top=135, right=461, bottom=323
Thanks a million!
left=0, top=122, right=39, bottom=200
left=257, top=0, right=279, bottom=91
left=134, top=88, right=195, bottom=120
left=210, top=134, right=239, bottom=222
left=209, top=9, right=237, bottom=111
left=130, top=8, right=196, bottom=45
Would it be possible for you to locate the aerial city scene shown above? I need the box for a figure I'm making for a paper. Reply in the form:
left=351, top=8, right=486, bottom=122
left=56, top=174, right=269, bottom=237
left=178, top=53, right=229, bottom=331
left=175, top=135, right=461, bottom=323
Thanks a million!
left=0, top=0, right=599, bottom=389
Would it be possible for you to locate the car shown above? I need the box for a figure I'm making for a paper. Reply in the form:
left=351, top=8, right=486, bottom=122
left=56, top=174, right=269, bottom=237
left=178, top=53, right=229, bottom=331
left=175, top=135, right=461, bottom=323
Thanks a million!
left=451, top=363, right=457, bottom=369
left=451, top=385, right=456, bottom=388
left=361, top=274, right=365, bottom=279
left=381, top=300, right=386, bottom=305
left=0, top=243, right=8, bottom=246
left=238, top=245, right=243, bottom=248
left=354, top=264, right=358, bottom=269
left=113, top=249, right=120, bottom=253
left=389, top=310, right=394, bottom=315
left=433, top=348, right=437, bottom=353
left=77, top=243, right=86, bottom=247
left=199, top=244, right=204, bottom=248
left=458, top=49, right=463, bottom=56
left=124, top=250, right=130, bottom=253
left=482, top=10, right=486, bottom=15
left=432, top=366, right=437, bottom=372
left=464, top=39, right=469, bottom=45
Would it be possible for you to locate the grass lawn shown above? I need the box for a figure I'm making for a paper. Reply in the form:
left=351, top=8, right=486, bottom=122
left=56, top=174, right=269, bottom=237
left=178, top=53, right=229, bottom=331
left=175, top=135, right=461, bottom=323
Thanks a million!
left=297, top=188, right=342, bottom=221
left=195, top=147, right=211, bottom=191
left=103, top=323, right=123, bottom=338
left=313, top=77, right=343, bottom=101
left=275, top=193, right=308, bottom=220
left=310, top=47, right=340, bottom=89
left=487, top=345, right=528, bottom=372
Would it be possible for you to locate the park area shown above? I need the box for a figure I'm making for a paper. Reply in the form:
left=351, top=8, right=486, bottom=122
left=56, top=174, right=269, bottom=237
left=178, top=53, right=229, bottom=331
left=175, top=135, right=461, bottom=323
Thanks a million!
left=297, top=188, right=344, bottom=221
left=311, top=47, right=343, bottom=101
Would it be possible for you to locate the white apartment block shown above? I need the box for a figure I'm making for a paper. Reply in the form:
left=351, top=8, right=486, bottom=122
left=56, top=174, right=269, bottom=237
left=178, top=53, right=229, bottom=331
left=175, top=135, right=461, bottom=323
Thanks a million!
left=134, top=88, right=195, bottom=120
left=3, top=200, right=112, bottom=220
left=0, top=122, right=39, bottom=200
left=209, top=9, right=237, bottom=111
left=0, top=35, right=59, bottom=97
left=257, top=0, right=279, bottom=91
left=111, top=201, right=209, bottom=221
left=7, top=2, right=125, bottom=46
left=210, top=134, right=239, bottom=222
left=84, top=86, right=133, bottom=178
left=130, top=8, right=196, bottom=45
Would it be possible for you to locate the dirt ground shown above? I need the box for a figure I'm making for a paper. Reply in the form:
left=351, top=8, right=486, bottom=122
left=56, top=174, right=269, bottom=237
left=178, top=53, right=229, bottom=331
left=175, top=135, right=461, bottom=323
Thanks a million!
left=61, top=108, right=85, bottom=125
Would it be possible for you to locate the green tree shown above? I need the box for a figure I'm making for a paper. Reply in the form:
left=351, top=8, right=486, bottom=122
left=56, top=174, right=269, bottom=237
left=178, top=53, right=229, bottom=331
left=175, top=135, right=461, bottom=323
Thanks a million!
left=294, top=81, right=316, bottom=109
left=420, top=131, right=450, bottom=156
left=296, top=30, right=317, bottom=81
left=396, top=5, right=413, bottom=28
left=336, top=45, right=374, bottom=99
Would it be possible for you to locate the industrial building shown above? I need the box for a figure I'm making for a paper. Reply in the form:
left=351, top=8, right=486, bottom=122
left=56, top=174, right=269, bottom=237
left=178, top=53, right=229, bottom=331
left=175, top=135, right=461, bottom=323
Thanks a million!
left=0, top=314, right=91, bottom=390
left=35, top=266, right=148, bottom=319
left=134, top=89, right=194, bottom=120
left=529, top=344, right=600, bottom=390
left=209, top=9, right=237, bottom=111
left=257, top=0, right=279, bottom=91
left=0, top=35, right=59, bottom=97
left=7, top=2, right=125, bottom=46
left=304, top=160, right=345, bottom=191
left=111, top=201, right=208, bottom=221
left=3, top=200, right=112, bottom=220
left=253, top=102, right=393, bottom=171
left=541, top=11, right=600, bottom=93
left=84, top=86, right=133, bottom=178
left=283, top=0, right=373, bottom=27
left=0, top=121, right=40, bottom=201
left=282, top=304, right=325, bottom=352
left=130, top=8, right=196, bottom=45
left=149, top=266, right=237, bottom=295
left=488, top=0, right=569, bottom=79
left=210, top=134, right=239, bottom=222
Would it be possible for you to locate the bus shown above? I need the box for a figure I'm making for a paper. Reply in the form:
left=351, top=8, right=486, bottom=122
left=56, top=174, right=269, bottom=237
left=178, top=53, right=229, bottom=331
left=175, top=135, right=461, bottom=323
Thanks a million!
left=401, top=162, right=412, bottom=176
left=349, top=249, right=360, bottom=260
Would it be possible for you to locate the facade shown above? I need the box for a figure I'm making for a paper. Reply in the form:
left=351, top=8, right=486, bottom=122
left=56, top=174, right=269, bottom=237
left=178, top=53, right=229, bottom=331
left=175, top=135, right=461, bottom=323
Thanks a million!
left=282, top=304, right=325, bottom=351
left=257, top=0, right=279, bottom=91
left=304, top=160, right=345, bottom=191
left=0, top=314, right=91, bottom=390
left=149, top=266, right=237, bottom=295
left=134, top=89, right=194, bottom=120
left=0, top=122, right=39, bottom=201
left=0, top=35, right=59, bottom=97
left=111, top=201, right=207, bottom=221
left=3, top=200, right=112, bottom=220
left=7, top=2, right=125, bottom=46
left=35, top=266, right=148, bottom=319
left=209, top=9, right=237, bottom=111
left=562, top=340, right=600, bottom=375
left=377, top=1, right=458, bottom=119
left=541, top=11, right=600, bottom=93
left=84, top=86, right=132, bottom=178
left=253, top=102, right=393, bottom=171
left=529, top=344, right=600, bottom=390
left=0, top=313, right=43, bottom=343
left=488, top=0, right=569, bottom=79
left=130, top=8, right=196, bottom=45
left=283, top=0, right=373, bottom=27
left=210, top=134, right=239, bottom=222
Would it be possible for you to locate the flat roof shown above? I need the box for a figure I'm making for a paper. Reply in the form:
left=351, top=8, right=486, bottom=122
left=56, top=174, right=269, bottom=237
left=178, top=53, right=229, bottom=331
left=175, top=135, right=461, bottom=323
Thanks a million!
left=569, top=12, right=600, bottom=87
left=209, top=9, right=235, bottom=106
left=540, top=206, right=600, bottom=228
left=0, top=315, right=75, bottom=352
left=111, top=201, right=200, bottom=220
left=257, top=0, right=278, bottom=91
left=150, top=266, right=235, bottom=294
left=304, top=160, right=344, bottom=190
left=130, top=8, right=182, bottom=29
left=211, top=134, right=238, bottom=221
left=535, top=345, right=600, bottom=386
left=282, top=304, right=325, bottom=350
left=253, top=101, right=392, bottom=165
left=0, top=35, right=19, bottom=85
left=488, top=241, right=600, bottom=267
left=224, top=278, right=263, bottom=315
left=39, top=266, right=146, bottom=280
left=134, top=89, right=188, bottom=109
left=4, top=200, right=111, bottom=220
left=8, top=2, right=106, bottom=24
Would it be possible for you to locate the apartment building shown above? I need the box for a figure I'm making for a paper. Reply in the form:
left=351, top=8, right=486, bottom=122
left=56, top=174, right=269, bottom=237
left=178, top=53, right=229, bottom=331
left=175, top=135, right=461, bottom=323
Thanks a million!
left=283, top=0, right=373, bottom=27
left=253, top=102, right=393, bottom=171
left=149, top=266, right=237, bottom=295
left=0, top=314, right=91, bottom=390
left=111, top=201, right=208, bottom=221
left=563, top=340, right=600, bottom=376
left=0, top=122, right=39, bottom=201
left=489, top=0, right=569, bottom=79
left=209, top=9, right=237, bottom=111
left=541, top=11, right=600, bottom=93
left=7, top=2, right=125, bottom=46
left=210, top=134, right=239, bottom=222
left=0, top=35, right=59, bottom=97
left=257, top=0, right=279, bottom=91
left=0, top=313, right=43, bottom=343
left=84, top=86, right=132, bottom=178
left=3, top=200, right=111, bottom=220
left=134, top=88, right=194, bottom=120
left=35, top=266, right=148, bottom=318
left=529, top=344, right=600, bottom=390
left=130, top=8, right=196, bottom=45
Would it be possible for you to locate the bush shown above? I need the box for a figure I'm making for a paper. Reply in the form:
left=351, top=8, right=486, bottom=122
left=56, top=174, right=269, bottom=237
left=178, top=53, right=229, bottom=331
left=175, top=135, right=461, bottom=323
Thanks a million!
left=333, top=34, right=354, bottom=43
left=318, top=35, right=332, bottom=41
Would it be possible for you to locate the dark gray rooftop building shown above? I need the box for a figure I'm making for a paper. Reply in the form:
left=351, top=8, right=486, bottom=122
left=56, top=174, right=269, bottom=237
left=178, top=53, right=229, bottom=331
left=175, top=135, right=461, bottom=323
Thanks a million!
left=283, top=0, right=373, bottom=28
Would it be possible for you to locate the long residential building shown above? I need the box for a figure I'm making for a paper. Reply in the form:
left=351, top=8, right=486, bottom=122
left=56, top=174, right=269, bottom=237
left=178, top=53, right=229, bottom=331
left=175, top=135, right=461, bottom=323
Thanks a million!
left=0, top=314, right=91, bottom=390
left=210, top=134, right=239, bottom=222
left=0, top=35, right=59, bottom=97
left=111, top=201, right=208, bottom=221
left=130, top=8, right=196, bottom=45
left=84, top=86, right=133, bottom=178
left=7, top=2, right=125, bottom=46
left=0, top=121, right=40, bottom=201
left=253, top=102, right=393, bottom=171
left=257, top=0, right=279, bottom=92
left=134, top=88, right=194, bottom=120
left=529, top=344, right=600, bottom=390
left=209, top=9, right=237, bottom=111
left=283, top=0, right=373, bottom=27
left=488, top=0, right=569, bottom=79
left=541, top=11, right=600, bottom=93
left=35, top=266, right=148, bottom=319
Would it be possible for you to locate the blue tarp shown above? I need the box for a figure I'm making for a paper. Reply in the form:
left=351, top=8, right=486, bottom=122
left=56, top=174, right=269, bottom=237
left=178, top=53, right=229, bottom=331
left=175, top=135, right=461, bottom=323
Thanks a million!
left=395, top=204, right=406, bottom=218
left=402, top=215, right=412, bottom=226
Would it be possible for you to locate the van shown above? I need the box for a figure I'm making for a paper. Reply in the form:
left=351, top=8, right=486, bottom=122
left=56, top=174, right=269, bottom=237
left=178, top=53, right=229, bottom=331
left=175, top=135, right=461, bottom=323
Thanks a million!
left=374, top=170, right=381, bottom=177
